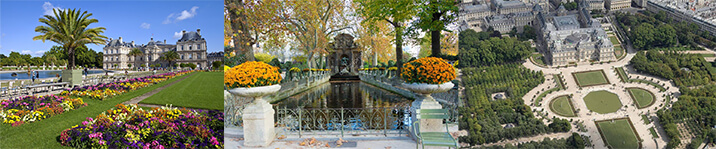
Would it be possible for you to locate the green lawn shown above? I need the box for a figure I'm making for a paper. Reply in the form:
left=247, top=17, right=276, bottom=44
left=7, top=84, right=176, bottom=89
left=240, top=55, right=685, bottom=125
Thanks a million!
left=550, top=96, right=576, bottom=117
left=649, top=127, right=659, bottom=138
left=615, top=46, right=625, bottom=58
left=616, top=67, right=628, bottom=82
left=573, top=70, right=610, bottom=87
left=532, top=53, right=546, bottom=66
left=596, top=119, right=641, bottom=149
left=583, top=91, right=622, bottom=114
left=642, top=115, right=650, bottom=124
left=536, top=87, right=561, bottom=105
left=139, top=72, right=224, bottom=110
left=0, top=72, right=190, bottom=148
left=700, top=53, right=716, bottom=57
left=554, top=75, right=565, bottom=89
left=609, top=36, right=620, bottom=45
left=627, top=88, right=655, bottom=108
left=628, top=79, right=666, bottom=92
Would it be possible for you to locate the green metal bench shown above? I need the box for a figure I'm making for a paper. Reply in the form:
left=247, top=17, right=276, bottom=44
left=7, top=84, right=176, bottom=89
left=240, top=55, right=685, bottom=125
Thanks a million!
left=413, top=109, right=458, bottom=149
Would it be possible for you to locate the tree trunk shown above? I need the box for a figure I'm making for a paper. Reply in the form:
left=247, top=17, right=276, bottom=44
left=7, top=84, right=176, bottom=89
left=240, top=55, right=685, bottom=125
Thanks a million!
left=430, top=29, right=441, bottom=57
left=68, top=47, right=75, bottom=70
left=231, top=0, right=255, bottom=62
left=430, top=11, right=442, bottom=58
left=395, top=26, right=404, bottom=75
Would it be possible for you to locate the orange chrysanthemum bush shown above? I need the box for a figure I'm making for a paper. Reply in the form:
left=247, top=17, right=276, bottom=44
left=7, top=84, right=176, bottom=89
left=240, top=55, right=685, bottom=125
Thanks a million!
left=400, top=57, right=456, bottom=84
left=224, top=61, right=282, bottom=88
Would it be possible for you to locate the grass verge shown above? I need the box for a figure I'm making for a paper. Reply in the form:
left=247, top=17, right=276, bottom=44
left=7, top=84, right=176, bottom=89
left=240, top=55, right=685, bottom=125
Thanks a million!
left=139, top=72, right=224, bottom=110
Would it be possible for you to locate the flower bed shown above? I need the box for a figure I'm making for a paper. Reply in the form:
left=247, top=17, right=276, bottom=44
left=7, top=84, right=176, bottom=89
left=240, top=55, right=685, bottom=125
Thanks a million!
left=0, top=95, right=87, bottom=126
left=60, top=104, right=224, bottom=148
left=401, top=57, right=456, bottom=84
left=61, top=71, right=191, bottom=100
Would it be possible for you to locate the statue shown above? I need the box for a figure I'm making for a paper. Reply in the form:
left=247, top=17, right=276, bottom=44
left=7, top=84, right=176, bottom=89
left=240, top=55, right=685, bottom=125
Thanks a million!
left=340, top=57, right=350, bottom=75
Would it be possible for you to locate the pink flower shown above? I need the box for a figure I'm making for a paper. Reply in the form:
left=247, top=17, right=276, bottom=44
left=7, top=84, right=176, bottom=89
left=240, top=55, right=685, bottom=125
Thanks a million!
left=210, top=136, right=219, bottom=145
left=99, top=140, right=106, bottom=145
left=82, top=121, right=88, bottom=126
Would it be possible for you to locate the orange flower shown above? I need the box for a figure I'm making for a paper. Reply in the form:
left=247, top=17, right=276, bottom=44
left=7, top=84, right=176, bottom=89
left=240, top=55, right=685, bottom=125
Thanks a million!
left=224, top=61, right=282, bottom=88
left=400, top=57, right=456, bottom=84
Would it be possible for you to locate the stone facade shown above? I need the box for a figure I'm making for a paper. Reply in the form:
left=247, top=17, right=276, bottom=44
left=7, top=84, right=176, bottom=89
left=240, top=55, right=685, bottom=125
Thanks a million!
left=536, top=4, right=615, bottom=65
left=459, top=0, right=547, bottom=33
left=606, top=0, right=630, bottom=11
left=207, top=52, right=224, bottom=65
left=103, top=29, right=209, bottom=69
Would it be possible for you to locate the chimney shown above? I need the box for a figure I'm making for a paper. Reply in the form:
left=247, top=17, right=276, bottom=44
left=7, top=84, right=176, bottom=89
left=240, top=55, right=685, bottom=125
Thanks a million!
left=197, top=29, right=201, bottom=35
left=131, top=41, right=134, bottom=45
left=182, top=30, right=186, bottom=34
left=110, top=37, right=113, bottom=40
left=119, top=37, right=122, bottom=42
left=151, top=37, right=153, bottom=41
left=164, top=39, right=166, bottom=44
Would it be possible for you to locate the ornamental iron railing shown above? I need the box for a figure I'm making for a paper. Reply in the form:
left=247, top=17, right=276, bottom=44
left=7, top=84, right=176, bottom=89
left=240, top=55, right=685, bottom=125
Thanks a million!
left=275, top=106, right=411, bottom=138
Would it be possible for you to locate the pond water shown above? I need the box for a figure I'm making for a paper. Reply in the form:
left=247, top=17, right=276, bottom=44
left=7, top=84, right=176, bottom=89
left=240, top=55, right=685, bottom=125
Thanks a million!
left=274, top=81, right=412, bottom=132
left=274, top=81, right=411, bottom=109
left=0, top=70, right=108, bottom=80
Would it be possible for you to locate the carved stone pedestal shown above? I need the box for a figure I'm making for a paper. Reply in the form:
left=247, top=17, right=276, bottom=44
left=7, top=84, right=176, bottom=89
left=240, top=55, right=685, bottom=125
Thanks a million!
left=242, top=99, right=275, bottom=147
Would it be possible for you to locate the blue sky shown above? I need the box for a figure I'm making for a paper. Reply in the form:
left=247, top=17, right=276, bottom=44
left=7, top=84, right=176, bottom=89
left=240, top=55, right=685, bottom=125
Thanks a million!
left=0, top=0, right=223, bottom=57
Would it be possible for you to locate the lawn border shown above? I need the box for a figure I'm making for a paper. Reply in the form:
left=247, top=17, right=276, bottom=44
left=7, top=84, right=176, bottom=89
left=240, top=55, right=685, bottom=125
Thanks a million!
left=626, top=87, right=656, bottom=109
left=594, top=117, right=642, bottom=149
left=549, top=95, right=577, bottom=117
left=572, top=70, right=611, bottom=87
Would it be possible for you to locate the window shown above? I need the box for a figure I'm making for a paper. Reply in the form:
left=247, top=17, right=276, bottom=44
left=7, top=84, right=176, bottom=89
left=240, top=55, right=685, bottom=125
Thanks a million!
left=189, top=54, right=192, bottom=59
left=189, top=45, right=192, bottom=50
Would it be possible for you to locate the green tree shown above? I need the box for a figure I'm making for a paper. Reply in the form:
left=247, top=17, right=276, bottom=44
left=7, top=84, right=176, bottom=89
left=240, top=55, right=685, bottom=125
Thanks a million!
left=127, top=63, right=132, bottom=68
left=159, top=51, right=179, bottom=68
left=655, top=24, right=677, bottom=47
left=29, top=57, right=45, bottom=66
left=33, top=8, right=107, bottom=70
left=44, top=54, right=57, bottom=66
left=356, top=0, right=417, bottom=74
left=631, top=23, right=655, bottom=50
left=413, top=0, right=458, bottom=57
left=212, top=61, right=223, bottom=70
left=128, top=48, right=144, bottom=64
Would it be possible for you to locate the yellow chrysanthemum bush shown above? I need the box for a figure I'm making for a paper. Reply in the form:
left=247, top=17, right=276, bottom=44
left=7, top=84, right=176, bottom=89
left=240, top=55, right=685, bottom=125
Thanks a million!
left=224, top=61, right=282, bottom=88
left=400, top=57, right=456, bottom=84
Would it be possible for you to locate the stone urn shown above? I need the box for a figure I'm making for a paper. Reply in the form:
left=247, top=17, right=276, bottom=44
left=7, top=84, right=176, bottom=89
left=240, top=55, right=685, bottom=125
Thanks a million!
left=228, top=84, right=281, bottom=147
left=402, top=82, right=454, bottom=135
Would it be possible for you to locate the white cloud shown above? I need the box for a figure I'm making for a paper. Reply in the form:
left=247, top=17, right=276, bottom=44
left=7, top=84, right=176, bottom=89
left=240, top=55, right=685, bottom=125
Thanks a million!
left=163, top=6, right=199, bottom=24
left=42, top=2, right=62, bottom=16
left=140, top=23, right=151, bottom=29
left=173, top=32, right=183, bottom=39
left=20, top=50, right=46, bottom=56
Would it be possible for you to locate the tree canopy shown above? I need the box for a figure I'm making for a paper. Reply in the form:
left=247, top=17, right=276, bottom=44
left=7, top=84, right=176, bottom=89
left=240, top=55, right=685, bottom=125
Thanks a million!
left=33, top=8, right=107, bottom=70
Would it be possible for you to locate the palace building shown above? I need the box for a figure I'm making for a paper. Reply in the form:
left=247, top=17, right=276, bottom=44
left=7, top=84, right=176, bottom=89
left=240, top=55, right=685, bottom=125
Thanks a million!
left=103, top=29, right=209, bottom=69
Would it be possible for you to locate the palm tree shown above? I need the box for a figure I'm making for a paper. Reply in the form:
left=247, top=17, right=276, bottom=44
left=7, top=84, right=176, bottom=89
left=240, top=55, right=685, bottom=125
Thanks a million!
left=160, top=51, right=179, bottom=68
left=33, top=8, right=107, bottom=70
left=127, top=48, right=143, bottom=68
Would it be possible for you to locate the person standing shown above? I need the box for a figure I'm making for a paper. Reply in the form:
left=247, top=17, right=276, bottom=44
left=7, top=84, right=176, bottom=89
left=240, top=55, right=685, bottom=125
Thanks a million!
left=31, top=70, right=36, bottom=83
left=36, top=71, right=40, bottom=82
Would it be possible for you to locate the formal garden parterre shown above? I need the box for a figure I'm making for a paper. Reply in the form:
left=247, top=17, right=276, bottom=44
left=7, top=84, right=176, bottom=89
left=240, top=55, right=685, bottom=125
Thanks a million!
left=583, top=90, right=623, bottom=114
left=626, top=87, right=655, bottom=109
left=595, top=118, right=641, bottom=149
left=549, top=95, right=576, bottom=117
left=572, top=70, right=610, bottom=87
